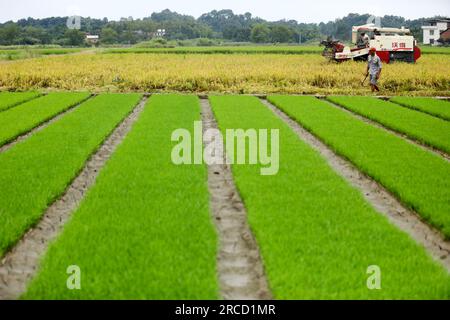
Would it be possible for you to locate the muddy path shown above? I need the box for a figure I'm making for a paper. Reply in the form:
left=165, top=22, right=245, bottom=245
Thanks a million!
left=261, top=98, right=450, bottom=273
left=200, top=99, right=273, bottom=300
left=0, top=97, right=148, bottom=300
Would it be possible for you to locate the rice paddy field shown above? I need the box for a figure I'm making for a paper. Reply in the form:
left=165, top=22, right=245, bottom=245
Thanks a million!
left=0, top=46, right=449, bottom=96
left=0, top=45, right=449, bottom=300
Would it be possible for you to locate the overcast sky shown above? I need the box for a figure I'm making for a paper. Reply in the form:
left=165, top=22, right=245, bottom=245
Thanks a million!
left=1, top=0, right=449, bottom=23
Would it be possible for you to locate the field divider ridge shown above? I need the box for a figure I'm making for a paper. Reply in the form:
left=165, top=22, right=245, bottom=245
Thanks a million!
left=200, top=99, right=272, bottom=300
left=0, top=93, right=95, bottom=153
left=0, top=96, right=148, bottom=300
left=321, top=98, right=450, bottom=162
left=260, top=98, right=450, bottom=273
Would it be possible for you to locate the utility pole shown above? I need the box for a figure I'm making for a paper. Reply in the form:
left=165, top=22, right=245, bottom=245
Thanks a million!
left=299, top=32, right=302, bottom=44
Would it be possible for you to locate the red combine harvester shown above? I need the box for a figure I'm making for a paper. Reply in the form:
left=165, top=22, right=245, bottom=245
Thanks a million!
left=321, top=23, right=422, bottom=63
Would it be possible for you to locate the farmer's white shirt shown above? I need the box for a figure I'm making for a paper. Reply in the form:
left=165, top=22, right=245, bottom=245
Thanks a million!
left=368, top=55, right=382, bottom=75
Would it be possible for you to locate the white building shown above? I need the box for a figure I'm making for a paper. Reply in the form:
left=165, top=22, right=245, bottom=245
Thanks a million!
left=422, top=18, right=450, bottom=45
left=155, top=29, right=166, bottom=37
left=86, top=35, right=100, bottom=45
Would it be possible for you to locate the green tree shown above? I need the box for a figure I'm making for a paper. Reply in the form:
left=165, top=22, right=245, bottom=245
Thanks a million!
left=20, top=26, right=49, bottom=44
left=0, top=23, right=20, bottom=44
left=251, top=24, right=270, bottom=43
left=270, top=25, right=294, bottom=43
left=64, top=29, right=85, bottom=46
left=100, top=27, right=118, bottom=44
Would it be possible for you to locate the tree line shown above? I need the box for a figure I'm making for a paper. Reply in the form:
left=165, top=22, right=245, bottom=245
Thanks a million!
left=0, top=9, right=440, bottom=46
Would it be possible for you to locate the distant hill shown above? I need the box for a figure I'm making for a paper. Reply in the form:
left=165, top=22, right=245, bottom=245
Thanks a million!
left=0, top=9, right=445, bottom=46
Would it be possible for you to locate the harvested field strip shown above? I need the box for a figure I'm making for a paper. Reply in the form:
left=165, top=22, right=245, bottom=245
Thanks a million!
left=104, top=46, right=450, bottom=55
left=268, top=95, right=450, bottom=238
left=24, top=94, right=218, bottom=300
left=0, top=92, right=91, bottom=147
left=0, top=48, right=86, bottom=61
left=327, top=96, right=450, bottom=154
left=0, top=93, right=142, bottom=257
left=0, top=91, right=41, bottom=112
left=421, top=46, right=450, bottom=54
left=390, top=97, right=450, bottom=121
left=209, top=95, right=450, bottom=299
left=105, top=46, right=322, bottom=55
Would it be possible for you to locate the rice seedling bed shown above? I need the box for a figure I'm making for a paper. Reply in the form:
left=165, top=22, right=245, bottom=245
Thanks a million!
left=24, top=94, right=218, bottom=300
left=327, top=96, right=450, bottom=154
left=1, top=91, right=449, bottom=301
left=390, top=97, right=450, bottom=121
left=209, top=95, right=450, bottom=299
left=0, top=92, right=91, bottom=147
left=268, top=95, right=450, bottom=238
left=0, top=91, right=41, bottom=112
left=0, top=93, right=142, bottom=256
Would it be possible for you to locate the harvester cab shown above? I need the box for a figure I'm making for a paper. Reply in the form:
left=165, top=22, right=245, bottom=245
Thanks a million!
left=321, top=23, right=421, bottom=63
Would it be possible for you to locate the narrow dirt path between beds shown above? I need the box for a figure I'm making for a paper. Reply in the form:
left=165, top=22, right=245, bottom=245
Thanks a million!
left=200, top=99, right=272, bottom=300
left=0, top=96, right=148, bottom=300
left=261, top=98, right=450, bottom=273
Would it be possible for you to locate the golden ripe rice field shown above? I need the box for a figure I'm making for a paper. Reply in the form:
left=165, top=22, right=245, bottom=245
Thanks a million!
left=0, top=53, right=449, bottom=96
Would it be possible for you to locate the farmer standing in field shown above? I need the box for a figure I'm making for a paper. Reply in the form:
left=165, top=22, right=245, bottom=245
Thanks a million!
left=366, top=47, right=382, bottom=92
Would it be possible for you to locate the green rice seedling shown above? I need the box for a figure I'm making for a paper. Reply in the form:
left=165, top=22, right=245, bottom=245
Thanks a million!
left=0, top=92, right=91, bottom=147
left=210, top=95, right=450, bottom=299
left=269, top=95, right=450, bottom=238
left=24, top=95, right=218, bottom=300
left=390, top=97, right=450, bottom=121
left=0, top=91, right=41, bottom=112
left=327, top=96, right=450, bottom=154
left=0, top=93, right=142, bottom=256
